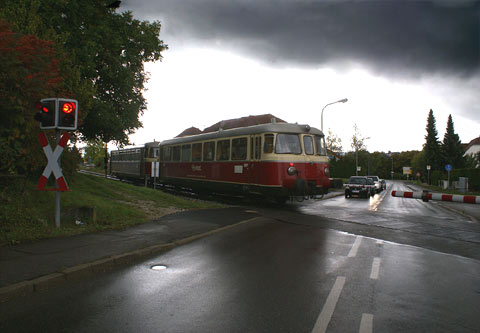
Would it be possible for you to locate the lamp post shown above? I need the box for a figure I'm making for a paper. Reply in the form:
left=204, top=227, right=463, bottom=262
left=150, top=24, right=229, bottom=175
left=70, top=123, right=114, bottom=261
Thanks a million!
left=391, top=156, right=394, bottom=180
left=321, top=98, right=348, bottom=132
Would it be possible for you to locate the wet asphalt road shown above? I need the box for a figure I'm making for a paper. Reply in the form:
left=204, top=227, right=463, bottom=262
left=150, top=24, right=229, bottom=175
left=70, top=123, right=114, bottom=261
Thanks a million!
left=1, top=181, right=480, bottom=332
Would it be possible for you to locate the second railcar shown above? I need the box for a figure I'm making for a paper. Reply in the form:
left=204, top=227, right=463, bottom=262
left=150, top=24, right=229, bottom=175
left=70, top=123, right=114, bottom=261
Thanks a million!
left=110, top=142, right=160, bottom=183
left=158, top=122, right=330, bottom=202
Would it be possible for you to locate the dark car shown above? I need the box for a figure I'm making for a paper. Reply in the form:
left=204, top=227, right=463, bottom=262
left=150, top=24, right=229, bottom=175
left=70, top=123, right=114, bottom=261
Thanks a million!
left=344, top=176, right=376, bottom=198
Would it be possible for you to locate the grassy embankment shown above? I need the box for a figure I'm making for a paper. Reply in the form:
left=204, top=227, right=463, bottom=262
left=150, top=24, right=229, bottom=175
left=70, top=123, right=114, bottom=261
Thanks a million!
left=0, top=173, right=222, bottom=245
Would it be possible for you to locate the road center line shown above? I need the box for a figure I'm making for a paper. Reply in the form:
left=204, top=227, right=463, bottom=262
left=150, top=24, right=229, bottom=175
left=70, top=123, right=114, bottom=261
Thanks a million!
left=311, top=276, right=346, bottom=333
left=348, top=236, right=362, bottom=257
left=370, top=257, right=381, bottom=279
left=359, top=313, right=374, bottom=333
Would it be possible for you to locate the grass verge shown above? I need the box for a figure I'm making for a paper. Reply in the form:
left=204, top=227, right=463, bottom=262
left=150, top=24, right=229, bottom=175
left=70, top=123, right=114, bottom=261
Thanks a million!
left=0, top=173, right=222, bottom=245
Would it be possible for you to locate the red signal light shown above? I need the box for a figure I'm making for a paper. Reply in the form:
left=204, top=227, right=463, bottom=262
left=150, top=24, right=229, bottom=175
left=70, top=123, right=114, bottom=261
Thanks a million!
left=61, top=102, right=75, bottom=114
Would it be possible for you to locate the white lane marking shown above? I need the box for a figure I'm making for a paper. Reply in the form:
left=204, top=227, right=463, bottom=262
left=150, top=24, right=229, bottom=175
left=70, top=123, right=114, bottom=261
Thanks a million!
left=312, top=276, right=346, bottom=333
left=348, top=236, right=362, bottom=258
left=359, top=313, right=374, bottom=333
left=370, top=257, right=381, bottom=280
left=376, top=240, right=383, bottom=245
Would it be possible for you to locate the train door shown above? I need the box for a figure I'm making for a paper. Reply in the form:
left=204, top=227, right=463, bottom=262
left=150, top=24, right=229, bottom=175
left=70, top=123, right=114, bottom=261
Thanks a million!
left=248, top=135, right=262, bottom=187
left=303, top=135, right=318, bottom=180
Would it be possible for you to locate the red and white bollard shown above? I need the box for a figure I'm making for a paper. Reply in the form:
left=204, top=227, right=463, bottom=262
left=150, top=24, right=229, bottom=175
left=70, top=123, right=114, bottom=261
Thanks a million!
left=391, top=190, right=480, bottom=204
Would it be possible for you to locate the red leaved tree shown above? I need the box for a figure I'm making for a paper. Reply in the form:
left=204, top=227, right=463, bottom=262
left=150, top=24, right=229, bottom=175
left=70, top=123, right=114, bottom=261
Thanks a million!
left=0, top=20, right=64, bottom=175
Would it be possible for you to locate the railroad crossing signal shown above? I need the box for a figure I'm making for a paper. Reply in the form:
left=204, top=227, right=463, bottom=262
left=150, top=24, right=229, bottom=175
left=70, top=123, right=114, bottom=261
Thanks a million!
left=34, top=100, right=56, bottom=129
left=34, top=98, right=78, bottom=130
left=37, top=132, right=70, bottom=191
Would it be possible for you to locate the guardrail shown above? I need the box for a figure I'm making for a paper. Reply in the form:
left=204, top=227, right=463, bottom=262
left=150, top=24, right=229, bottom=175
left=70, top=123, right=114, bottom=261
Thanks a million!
left=391, top=190, right=480, bottom=204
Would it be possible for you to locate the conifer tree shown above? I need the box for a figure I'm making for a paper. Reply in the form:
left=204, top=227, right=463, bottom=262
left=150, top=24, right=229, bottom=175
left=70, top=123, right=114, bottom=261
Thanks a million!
left=423, top=109, right=441, bottom=170
left=441, top=114, right=465, bottom=168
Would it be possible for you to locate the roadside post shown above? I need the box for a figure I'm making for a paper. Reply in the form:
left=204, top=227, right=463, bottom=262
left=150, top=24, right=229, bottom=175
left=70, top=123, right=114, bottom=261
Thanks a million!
left=34, top=98, right=78, bottom=228
left=426, top=165, right=431, bottom=185
left=445, top=164, right=452, bottom=188
left=152, top=161, right=159, bottom=188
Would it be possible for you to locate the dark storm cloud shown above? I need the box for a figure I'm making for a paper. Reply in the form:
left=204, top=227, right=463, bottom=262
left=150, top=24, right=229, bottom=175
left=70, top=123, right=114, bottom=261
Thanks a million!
left=126, top=0, right=480, bottom=77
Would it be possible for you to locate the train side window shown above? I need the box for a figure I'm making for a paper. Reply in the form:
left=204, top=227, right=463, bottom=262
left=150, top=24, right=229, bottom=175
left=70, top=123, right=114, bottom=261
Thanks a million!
left=181, top=144, right=191, bottom=162
left=304, top=136, right=314, bottom=155
left=216, top=139, right=230, bottom=161
left=192, top=143, right=202, bottom=161
left=172, top=146, right=181, bottom=161
left=163, top=146, right=172, bottom=161
left=264, top=134, right=274, bottom=153
left=153, top=148, right=159, bottom=158
left=255, top=137, right=261, bottom=159
left=314, top=136, right=327, bottom=156
left=203, top=141, right=215, bottom=161
left=232, top=138, right=247, bottom=160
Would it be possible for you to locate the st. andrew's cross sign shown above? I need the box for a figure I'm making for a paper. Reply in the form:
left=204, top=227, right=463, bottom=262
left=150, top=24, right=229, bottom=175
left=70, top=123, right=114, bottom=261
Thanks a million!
left=37, top=132, right=70, bottom=191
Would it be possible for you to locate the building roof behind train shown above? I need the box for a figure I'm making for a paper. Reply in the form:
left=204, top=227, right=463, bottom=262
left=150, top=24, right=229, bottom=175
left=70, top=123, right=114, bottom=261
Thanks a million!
left=163, top=122, right=323, bottom=146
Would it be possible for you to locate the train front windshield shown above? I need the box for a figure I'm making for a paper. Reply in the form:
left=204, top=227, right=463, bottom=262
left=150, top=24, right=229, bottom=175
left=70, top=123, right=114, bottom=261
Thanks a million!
left=275, top=134, right=302, bottom=154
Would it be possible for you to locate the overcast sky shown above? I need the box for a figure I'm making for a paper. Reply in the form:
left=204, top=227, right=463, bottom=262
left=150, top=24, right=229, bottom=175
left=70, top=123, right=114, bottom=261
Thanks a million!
left=121, top=0, right=479, bottom=152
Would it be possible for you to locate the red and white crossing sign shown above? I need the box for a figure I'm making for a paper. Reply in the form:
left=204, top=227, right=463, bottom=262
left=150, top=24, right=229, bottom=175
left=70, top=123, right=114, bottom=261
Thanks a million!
left=37, top=132, right=70, bottom=191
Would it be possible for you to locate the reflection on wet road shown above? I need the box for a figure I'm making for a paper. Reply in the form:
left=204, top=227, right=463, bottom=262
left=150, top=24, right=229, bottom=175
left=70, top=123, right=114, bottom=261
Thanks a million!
left=292, top=180, right=480, bottom=245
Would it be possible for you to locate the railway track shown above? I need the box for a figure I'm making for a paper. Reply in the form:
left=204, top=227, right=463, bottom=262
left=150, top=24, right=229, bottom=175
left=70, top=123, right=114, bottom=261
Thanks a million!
left=78, top=169, right=120, bottom=181
left=77, top=169, right=227, bottom=203
left=77, top=169, right=323, bottom=206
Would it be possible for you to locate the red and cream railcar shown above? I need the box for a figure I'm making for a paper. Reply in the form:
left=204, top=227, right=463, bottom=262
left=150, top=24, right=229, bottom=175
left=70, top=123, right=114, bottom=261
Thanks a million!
left=158, top=123, right=330, bottom=202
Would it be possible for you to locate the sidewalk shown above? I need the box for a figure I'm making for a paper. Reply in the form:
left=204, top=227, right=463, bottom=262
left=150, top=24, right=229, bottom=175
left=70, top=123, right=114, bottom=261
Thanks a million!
left=0, top=207, right=260, bottom=302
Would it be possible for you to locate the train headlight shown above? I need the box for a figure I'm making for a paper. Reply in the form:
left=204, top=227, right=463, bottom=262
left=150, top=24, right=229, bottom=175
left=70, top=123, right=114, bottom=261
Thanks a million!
left=324, top=167, right=330, bottom=177
left=287, top=163, right=297, bottom=176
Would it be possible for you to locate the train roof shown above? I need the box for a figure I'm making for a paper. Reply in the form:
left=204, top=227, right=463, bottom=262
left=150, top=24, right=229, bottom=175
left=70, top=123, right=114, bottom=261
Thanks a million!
left=111, top=141, right=159, bottom=152
left=161, top=123, right=324, bottom=146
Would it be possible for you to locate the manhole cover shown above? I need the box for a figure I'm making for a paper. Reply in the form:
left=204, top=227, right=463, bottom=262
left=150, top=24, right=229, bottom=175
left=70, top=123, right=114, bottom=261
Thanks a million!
left=151, top=265, right=167, bottom=271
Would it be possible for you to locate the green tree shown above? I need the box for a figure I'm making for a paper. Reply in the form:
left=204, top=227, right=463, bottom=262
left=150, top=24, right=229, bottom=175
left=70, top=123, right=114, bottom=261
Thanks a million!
left=350, top=123, right=368, bottom=152
left=423, top=109, right=441, bottom=171
left=465, top=152, right=480, bottom=169
left=351, top=124, right=369, bottom=175
left=0, top=0, right=167, bottom=145
left=441, top=114, right=465, bottom=168
left=411, top=150, right=426, bottom=181
left=326, top=128, right=343, bottom=154
left=368, top=152, right=391, bottom=179
left=83, top=139, right=107, bottom=167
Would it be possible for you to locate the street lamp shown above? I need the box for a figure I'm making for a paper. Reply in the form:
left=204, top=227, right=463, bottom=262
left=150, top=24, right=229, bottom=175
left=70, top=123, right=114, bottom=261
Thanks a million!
left=321, top=98, right=348, bottom=132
